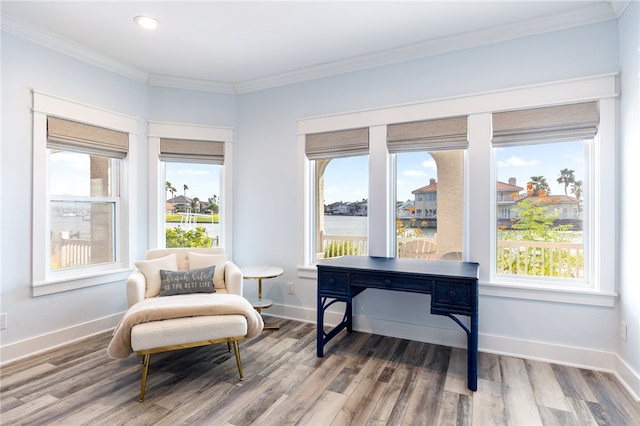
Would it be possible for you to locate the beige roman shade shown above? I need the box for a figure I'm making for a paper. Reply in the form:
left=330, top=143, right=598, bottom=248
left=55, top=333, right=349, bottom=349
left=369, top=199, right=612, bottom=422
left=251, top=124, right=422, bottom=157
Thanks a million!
left=305, top=127, right=369, bottom=160
left=159, top=138, right=225, bottom=164
left=492, top=101, right=599, bottom=146
left=47, top=116, right=129, bottom=158
left=387, top=116, right=468, bottom=153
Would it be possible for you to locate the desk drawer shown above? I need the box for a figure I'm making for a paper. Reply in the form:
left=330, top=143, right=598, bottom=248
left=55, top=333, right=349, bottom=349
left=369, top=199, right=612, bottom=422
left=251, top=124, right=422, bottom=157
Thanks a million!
left=319, top=271, right=348, bottom=294
left=350, top=273, right=431, bottom=293
left=432, top=281, right=472, bottom=309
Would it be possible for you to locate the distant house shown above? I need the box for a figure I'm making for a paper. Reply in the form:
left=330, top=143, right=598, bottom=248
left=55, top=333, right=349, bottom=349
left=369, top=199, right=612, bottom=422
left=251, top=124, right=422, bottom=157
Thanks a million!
left=412, top=177, right=581, bottom=225
left=497, top=177, right=524, bottom=220
left=167, top=195, right=192, bottom=212
left=396, top=200, right=414, bottom=218
left=412, top=178, right=437, bottom=218
left=325, top=200, right=368, bottom=216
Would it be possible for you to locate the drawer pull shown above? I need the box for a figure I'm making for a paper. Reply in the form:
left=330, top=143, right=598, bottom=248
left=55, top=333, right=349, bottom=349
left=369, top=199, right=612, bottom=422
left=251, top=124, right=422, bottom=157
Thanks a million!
left=448, top=290, right=457, bottom=297
left=329, top=278, right=336, bottom=285
left=384, top=278, right=392, bottom=287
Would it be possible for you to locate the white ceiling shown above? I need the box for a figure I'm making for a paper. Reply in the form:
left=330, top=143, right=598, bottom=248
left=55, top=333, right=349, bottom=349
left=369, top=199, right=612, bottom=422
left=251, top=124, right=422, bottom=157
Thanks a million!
left=1, top=1, right=628, bottom=93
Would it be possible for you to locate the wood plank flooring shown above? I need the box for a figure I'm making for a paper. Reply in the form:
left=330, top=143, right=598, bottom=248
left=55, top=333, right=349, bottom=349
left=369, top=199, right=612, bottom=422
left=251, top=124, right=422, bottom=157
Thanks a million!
left=1, top=318, right=639, bottom=425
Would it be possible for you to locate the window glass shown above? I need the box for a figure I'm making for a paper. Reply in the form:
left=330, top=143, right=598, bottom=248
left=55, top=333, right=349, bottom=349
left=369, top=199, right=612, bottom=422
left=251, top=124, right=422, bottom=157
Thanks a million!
left=164, top=162, right=221, bottom=248
left=49, top=150, right=119, bottom=270
left=396, top=150, right=464, bottom=261
left=495, top=140, right=585, bottom=280
left=315, top=155, right=368, bottom=260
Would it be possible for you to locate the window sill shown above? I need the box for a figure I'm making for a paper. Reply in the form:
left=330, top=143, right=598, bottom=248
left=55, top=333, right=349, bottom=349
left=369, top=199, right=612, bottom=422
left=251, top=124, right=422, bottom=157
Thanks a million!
left=32, top=268, right=132, bottom=296
left=480, top=281, right=617, bottom=307
left=299, top=264, right=616, bottom=307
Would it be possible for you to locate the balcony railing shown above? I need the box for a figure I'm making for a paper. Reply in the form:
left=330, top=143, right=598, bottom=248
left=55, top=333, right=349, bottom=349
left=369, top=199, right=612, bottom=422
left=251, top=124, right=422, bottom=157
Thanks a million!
left=497, top=240, right=584, bottom=278
left=319, top=234, right=584, bottom=279
left=51, top=231, right=91, bottom=269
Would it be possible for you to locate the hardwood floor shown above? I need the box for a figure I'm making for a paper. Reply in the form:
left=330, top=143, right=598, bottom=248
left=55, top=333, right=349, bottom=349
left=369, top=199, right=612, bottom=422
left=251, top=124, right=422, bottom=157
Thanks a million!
left=1, top=318, right=639, bottom=425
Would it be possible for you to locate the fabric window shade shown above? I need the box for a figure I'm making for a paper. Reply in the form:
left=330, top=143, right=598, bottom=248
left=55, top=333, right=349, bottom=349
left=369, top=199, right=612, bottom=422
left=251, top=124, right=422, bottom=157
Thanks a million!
left=159, top=138, right=225, bottom=164
left=492, top=101, right=599, bottom=146
left=305, top=127, right=369, bottom=160
left=387, top=116, right=468, bottom=153
left=47, top=116, right=129, bottom=158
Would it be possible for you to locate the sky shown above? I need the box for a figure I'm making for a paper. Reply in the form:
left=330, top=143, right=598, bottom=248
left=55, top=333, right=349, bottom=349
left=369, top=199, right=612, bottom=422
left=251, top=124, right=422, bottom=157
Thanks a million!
left=50, top=141, right=583, bottom=204
left=322, top=140, right=584, bottom=204
left=165, top=163, right=221, bottom=202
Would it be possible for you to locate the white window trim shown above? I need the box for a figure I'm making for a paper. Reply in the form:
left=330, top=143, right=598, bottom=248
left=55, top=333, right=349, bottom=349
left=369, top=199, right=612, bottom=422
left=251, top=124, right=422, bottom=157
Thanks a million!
left=32, top=91, right=138, bottom=296
left=148, top=121, right=234, bottom=254
left=298, top=73, right=618, bottom=307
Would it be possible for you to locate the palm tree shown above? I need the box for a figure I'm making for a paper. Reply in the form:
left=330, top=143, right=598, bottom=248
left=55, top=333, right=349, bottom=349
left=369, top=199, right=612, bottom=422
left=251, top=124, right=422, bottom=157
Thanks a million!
left=570, top=180, right=583, bottom=200
left=528, top=176, right=551, bottom=196
left=183, top=184, right=189, bottom=198
left=557, top=168, right=576, bottom=196
left=165, top=181, right=176, bottom=201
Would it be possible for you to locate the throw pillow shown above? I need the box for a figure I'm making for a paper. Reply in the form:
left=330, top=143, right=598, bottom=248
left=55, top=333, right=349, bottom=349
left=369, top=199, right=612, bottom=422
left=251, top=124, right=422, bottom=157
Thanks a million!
left=159, top=266, right=216, bottom=296
left=188, top=252, right=227, bottom=289
left=135, top=254, right=179, bottom=298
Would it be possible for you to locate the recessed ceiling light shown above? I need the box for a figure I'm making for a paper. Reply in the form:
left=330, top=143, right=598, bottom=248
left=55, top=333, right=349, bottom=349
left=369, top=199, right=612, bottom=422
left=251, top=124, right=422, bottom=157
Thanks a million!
left=134, top=15, right=158, bottom=30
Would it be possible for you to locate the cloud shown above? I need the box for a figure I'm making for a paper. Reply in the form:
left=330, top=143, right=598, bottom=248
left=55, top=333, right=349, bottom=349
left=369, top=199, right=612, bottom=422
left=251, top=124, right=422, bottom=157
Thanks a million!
left=498, top=156, right=541, bottom=167
left=403, top=170, right=426, bottom=177
left=422, top=159, right=436, bottom=169
left=176, top=168, right=209, bottom=176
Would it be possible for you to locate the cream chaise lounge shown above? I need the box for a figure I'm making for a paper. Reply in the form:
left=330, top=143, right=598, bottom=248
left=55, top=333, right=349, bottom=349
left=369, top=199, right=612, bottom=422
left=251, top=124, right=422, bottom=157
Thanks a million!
left=107, top=247, right=264, bottom=401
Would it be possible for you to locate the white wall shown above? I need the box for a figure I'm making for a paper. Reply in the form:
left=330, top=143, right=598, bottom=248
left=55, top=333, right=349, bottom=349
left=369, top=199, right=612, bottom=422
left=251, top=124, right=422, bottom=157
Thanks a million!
left=617, top=0, right=640, bottom=393
left=1, top=15, right=637, bottom=398
left=233, top=20, right=637, bottom=397
left=0, top=33, right=235, bottom=360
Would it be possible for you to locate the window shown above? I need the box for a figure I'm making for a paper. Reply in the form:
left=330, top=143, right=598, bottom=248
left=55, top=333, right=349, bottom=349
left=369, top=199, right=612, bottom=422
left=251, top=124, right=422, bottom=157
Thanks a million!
left=32, top=92, right=137, bottom=296
left=163, top=160, right=222, bottom=248
left=300, top=74, right=616, bottom=306
left=305, top=128, right=369, bottom=260
left=148, top=122, right=234, bottom=252
left=49, top=149, right=120, bottom=269
left=492, top=102, right=596, bottom=285
left=388, top=116, right=468, bottom=261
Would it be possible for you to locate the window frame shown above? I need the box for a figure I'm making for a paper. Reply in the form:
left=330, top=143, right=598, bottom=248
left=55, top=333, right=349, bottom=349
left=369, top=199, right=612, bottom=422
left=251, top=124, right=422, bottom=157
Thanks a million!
left=32, top=91, right=138, bottom=296
left=147, top=121, right=234, bottom=253
left=298, top=74, right=617, bottom=307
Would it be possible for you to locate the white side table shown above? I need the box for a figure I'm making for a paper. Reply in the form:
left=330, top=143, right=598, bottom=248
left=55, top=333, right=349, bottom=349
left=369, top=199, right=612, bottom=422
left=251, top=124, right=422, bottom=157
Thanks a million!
left=241, top=265, right=283, bottom=330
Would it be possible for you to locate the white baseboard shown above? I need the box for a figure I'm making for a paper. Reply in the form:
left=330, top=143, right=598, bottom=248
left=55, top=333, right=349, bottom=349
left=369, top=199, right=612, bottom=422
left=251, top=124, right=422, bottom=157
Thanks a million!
left=266, top=303, right=640, bottom=401
left=3, top=305, right=638, bottom=402
left=0, top=313, right=122, bottom=366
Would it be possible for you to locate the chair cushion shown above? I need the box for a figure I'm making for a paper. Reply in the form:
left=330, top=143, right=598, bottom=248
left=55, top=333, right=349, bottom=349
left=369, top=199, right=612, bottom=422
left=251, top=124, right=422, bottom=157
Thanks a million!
left=188, top=252, right=227, bottom=289
left=131, top=315, right=247, bottom=351
left=159, top=266, right=216, bottom=296
left=135, top=254, right=179, bottom=298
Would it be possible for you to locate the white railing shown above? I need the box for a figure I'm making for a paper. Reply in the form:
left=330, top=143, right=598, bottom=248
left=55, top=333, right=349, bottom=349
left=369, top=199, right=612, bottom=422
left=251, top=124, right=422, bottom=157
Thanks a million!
left=51, top=231, right=91, bottom=269
left=319, top=234, right=584, bottom=278
left=497, top=240, right=584, bottom=278
left=319, top=235, right=437, bottom=260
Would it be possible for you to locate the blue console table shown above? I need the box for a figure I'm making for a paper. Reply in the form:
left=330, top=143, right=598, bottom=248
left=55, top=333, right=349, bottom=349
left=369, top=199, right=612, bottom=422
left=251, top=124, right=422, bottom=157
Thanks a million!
left=316, top=255, right=479, bottom=391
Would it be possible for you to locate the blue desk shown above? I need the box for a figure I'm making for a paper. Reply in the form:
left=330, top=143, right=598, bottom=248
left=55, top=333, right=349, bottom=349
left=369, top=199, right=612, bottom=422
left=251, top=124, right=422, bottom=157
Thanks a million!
left=316, top=256, right=479, bottom=391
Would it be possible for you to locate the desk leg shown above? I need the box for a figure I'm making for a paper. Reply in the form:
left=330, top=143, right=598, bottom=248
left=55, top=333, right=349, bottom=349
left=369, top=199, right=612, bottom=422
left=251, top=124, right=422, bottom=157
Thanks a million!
left=317, top=295, right=324, bottom=357
left=468, top=313, right=478, bottom=391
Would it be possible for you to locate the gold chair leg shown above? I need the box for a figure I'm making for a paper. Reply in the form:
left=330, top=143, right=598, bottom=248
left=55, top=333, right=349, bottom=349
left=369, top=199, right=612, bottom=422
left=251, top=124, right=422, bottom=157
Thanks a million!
left=232, top=340, right=244, bottom=380
left=139, top=353, right=151, bottom=402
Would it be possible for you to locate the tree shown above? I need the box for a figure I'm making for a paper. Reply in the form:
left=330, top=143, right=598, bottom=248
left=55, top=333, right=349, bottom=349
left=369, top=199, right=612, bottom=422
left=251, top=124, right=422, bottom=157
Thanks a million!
left=527, top=176, right=551, bottom=196
left=166, top=181, right=176, bottom=200
left=183, top=184, right=189, bottom=198
left=570, top=180, right=583, bottom=200
left=557, top=168, right=575, bottom=196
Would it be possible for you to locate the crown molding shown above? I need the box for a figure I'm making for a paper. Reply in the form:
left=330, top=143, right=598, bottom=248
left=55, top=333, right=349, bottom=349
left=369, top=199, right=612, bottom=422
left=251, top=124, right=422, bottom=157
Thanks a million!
left=234, top=1, right=619, bottom=94
left=146, top=74, right=236, bottom=95
left=1, top=14, right=148, bottom=83
left=2, top=2, right=620, bottom=95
